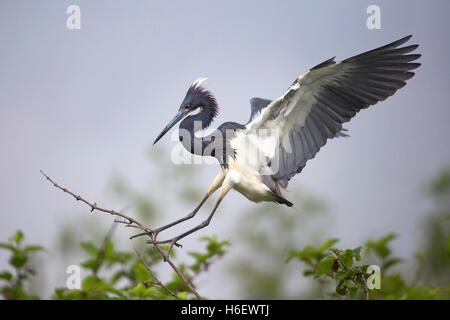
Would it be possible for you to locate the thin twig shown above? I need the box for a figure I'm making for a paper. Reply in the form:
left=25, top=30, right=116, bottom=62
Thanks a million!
left=361, top=274, right=369, bottom=300
left=134, top=249, right=179, bottom=299
left=40, top=170, right=148, bottom=232
left=152, top=244, right=200, bottom=298
left=95, top=222, right=118, bottom=276
left=40, top=170, right=202, bottom=300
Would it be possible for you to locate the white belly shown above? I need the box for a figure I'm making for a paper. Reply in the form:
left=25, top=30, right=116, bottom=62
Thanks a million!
left=225, top=161, right=276, bottom=203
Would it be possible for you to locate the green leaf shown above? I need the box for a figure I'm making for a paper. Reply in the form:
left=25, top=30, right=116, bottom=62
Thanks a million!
left=130, top=262, right=151, bottom=283
left=10, top=252, right=27, bottom=268
left=128, top=283, right=148, bottom=297
left=330, top=248, right=341, bottom=256
left=0, top=271, right=13, bottom=281
left=344, top=268, right=358, bottom=278
left=287, top=250, right=306, bottom=263
left=188, top=252, right=207, bottom=263
left=82, top=259, right=101, bottom=272
left=340, top=250, right=354, bottom=267
left=82, top=275, right=104, bottom=291
left=81, top=275, right=125, bottom=298
left=128, top=283, right=162, bottom=299
left=200, top=236, right=230, bottom=256
left=52, top=288, right=84, bottom=300
left=113, top=252, right=133, bottom=264
left=366, top=233, right=396, bottom=259
left=2, top=284, right=27, bottom=299
left=319, top=238, right=339, bottom=252
left=360, top=264, right=370, bottom=274
left=316, top=256, right=336, bottom=277
left=80, top=242, right=99, bottom=257
left=303, top=269, right=315, bottom=277
left=102, top=241, right=115, bottom=262
left=111, top=270, right=128, bottom=285
left=334, top=270, right=347, bottom=281
left=10, top=231, right=24, bottom=245
left=383, top=257, right=403, bottom=271
left=287, top=246, right=319, bottom=265
left=0, top=243, right=18, bottom=254
left=177, top=291, right=188, bottom=299
left=336, top=278, right=350, bottom=296
left=24, top=245, right=44, bottom=253
left=352, top=247, right=362, bottom=261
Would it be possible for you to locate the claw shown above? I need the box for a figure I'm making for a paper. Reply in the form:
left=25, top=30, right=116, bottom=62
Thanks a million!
left=167, top=240, right=182, bottom=257
left=130, top=228, right=156, bottom=240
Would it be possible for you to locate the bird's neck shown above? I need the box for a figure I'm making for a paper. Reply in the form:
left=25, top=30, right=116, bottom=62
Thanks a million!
left=179, top=114, right=211, bottom=156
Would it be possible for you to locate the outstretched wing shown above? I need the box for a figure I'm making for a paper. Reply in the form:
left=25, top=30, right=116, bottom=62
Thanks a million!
left=243, top=35, right=421, bottom=187
left=248, top=97, right=272, bottom=123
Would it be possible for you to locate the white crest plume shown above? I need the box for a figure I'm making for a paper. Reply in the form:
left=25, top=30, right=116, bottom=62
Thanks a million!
left=191, top=77, right=208, bottom=89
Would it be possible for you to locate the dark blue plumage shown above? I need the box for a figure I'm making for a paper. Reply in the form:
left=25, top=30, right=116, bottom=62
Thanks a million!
left=157, top=79, right=245, bottom=167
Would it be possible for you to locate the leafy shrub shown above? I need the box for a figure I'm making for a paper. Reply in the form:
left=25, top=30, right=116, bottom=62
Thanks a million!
left=1, top=231, right=229, bottom=300
left=0, top=230, right=43, bottom=299
left=289, top=234, right=450, bottom=299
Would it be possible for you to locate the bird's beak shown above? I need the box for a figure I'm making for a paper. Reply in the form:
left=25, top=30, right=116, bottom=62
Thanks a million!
left=153, top=110, right=186, bottom=145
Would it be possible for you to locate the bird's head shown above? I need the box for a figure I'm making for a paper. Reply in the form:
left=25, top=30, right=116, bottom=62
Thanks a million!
left=153, top=78, right=218, bottom=145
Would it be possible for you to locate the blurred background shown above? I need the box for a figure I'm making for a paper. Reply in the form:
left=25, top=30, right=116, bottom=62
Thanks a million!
left=0, top=0, right=449, bottom=299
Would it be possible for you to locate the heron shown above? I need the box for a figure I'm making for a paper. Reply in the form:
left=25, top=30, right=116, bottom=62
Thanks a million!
left=150, top=35, right=420, bottom=250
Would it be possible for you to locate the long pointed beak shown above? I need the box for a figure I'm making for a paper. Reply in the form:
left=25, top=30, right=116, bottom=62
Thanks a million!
left=153, top=110, right=185, bottom=145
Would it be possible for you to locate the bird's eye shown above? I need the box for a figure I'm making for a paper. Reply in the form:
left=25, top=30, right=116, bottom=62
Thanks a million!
left=184, top=105, right=190, bottom=111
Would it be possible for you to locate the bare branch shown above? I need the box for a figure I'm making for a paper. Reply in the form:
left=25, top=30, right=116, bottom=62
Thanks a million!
left=152, top=244, right=201, bottom=298
left=40, top=170, right=203, bottom=300
left=361, top=274, right=369, bottom=300
left=134, top=249, right=179, bottom=299
left=40, top=170, right=147, bottom=232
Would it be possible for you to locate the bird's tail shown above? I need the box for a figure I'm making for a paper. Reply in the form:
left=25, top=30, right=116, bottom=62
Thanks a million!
left=280, top=198, right=294, bottom=207
left=270, top=191, right=293, bottom=207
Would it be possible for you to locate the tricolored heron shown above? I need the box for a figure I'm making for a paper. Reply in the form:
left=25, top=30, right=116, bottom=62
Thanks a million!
left=151, top=35, right=420, bottom=250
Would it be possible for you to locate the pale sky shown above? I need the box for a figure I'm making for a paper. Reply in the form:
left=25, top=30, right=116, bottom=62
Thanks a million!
left=0, top=0, right=449, bottom=298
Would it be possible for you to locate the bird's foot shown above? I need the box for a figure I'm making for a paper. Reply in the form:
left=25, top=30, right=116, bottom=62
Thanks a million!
left=130, top=227, right=161, bottom=241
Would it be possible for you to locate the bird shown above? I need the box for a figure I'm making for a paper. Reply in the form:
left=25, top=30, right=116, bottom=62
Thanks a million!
left=150, top=35, right=420, bottom=249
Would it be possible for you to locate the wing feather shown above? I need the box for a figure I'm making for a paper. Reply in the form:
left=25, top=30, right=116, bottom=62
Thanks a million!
left=236, top=35, right=420, bottom=187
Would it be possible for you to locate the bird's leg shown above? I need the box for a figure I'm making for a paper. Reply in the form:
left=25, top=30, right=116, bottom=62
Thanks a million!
left=150, top=173, right=235, bottom=255
left=144, top=193, right=210, bottom=240
left=132, top=171, right=225, bottom=241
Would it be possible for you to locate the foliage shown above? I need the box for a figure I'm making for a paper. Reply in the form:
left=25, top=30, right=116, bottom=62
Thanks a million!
left=0, top=229, right=229, bottom=300
left=420, top=168, right=450, bottom=286
left=289, top=234, right=450, bottom=299
left=0, top=230, right=43, bottom=299
left=53, top=235, right=229, bottom=300
left=230, top=189, right=331, bottom=299
left=2, top=152, right=449, bottom=300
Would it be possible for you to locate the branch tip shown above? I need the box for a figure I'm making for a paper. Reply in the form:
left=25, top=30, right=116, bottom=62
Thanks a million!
left=39, top=169, right=203, bottom=300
